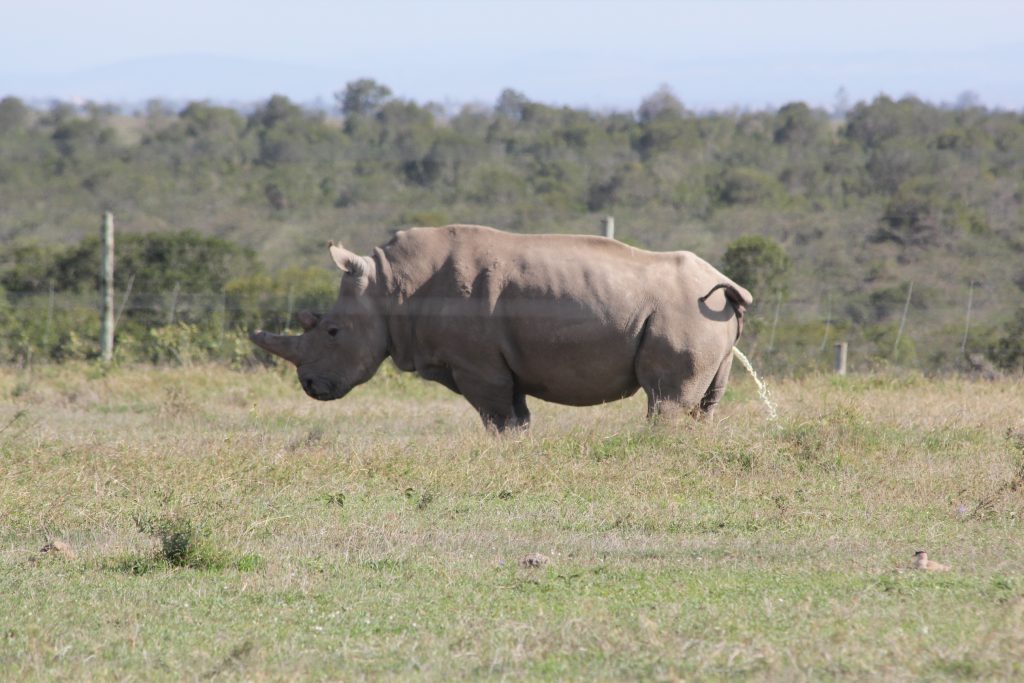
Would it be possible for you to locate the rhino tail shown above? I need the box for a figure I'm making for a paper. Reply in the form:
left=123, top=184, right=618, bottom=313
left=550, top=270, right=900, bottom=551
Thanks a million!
left=700, top=282, right=753, bottom=341
left=700, top=282, right=753, bottom=319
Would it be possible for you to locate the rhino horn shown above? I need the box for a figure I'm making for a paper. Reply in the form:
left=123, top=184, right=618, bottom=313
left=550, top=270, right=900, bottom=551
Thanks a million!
left=249, top=330, right=303, bottom=365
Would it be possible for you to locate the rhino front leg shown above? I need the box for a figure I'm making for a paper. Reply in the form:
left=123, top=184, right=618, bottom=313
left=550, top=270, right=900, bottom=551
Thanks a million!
left=451, top=368, right=528, bottom=432
left=417, top=364, right=462, bottom=395
left=512, top=388, right=531, bottom=428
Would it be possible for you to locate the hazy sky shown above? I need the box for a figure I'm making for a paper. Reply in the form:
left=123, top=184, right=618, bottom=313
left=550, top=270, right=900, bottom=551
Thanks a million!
left=2, top=0, right=1022, bottom=111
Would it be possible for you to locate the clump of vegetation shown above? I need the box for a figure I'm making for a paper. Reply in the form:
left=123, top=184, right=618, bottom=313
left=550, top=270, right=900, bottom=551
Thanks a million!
left=123, top=513, right=232, bottom=572
left=986, top=308, right=1024, bottom=374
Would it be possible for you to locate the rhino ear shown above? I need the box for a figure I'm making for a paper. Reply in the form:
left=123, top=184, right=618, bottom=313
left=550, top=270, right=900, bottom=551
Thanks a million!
left=329, top=241, right=375, bottom=292
left=329, top=241, right=361, bottom=273
left=296, top=310, right=321, bottom=331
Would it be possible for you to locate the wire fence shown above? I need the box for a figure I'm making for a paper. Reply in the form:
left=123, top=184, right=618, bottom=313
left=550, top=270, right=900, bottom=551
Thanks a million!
left=3, top=280, right=1019, bottom=376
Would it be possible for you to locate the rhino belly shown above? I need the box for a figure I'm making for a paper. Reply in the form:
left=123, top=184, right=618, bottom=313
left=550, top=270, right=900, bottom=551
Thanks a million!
left=505, top=332, right=642, bottom=406
left=524, top=374, right=641, bottom=406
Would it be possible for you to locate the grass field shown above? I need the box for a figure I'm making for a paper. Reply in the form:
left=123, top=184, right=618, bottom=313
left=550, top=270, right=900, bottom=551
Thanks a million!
left=2, top=361, right=1023, bottom=680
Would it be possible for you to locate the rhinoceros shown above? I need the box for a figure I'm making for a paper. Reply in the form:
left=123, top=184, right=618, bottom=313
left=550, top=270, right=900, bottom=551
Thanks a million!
left=250, top=225, right=752, bottom=431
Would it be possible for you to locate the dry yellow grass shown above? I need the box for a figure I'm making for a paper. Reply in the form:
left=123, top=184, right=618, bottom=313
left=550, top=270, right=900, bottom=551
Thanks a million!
left=1, top=362, right=1023, bottom=679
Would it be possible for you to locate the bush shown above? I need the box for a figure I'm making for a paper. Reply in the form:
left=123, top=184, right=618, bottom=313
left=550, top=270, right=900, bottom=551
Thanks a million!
left=133, top=513, right=229, bottom=570
left=988, top=308, right=1024, bottom=373
left=715, top=167, right=786, bottom=206
left=721, top=235, right=791, bottom=301
left=876, top=176, right=943, bottom=246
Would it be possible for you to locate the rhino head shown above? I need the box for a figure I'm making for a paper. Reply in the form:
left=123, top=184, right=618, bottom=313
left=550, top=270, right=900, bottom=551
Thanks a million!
left=250, top=243, right=388, bottom=400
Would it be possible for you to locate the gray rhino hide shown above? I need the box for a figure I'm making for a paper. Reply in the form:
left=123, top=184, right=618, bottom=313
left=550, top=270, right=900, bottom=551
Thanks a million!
left=251, top=225, right=752, bottom=431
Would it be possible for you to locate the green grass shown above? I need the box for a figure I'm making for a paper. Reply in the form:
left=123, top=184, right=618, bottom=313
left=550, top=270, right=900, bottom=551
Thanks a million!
left=1, top=362, right=1023, bottom=680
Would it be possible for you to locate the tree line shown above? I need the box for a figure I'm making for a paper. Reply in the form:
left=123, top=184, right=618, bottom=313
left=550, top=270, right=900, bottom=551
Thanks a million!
left=0, top=81, right=1022, bottom=372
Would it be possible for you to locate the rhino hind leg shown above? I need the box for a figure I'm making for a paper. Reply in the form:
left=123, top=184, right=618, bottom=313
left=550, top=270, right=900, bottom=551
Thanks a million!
left=512, top=388, right=531, bottom=428
left=637, top=345, right=723, bottom=423
left=693, top=350, right=734, bottom=421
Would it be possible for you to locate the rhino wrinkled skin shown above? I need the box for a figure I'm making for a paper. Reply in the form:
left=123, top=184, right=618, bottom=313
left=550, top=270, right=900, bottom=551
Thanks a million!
left=250, top=225, right=752, bottom=431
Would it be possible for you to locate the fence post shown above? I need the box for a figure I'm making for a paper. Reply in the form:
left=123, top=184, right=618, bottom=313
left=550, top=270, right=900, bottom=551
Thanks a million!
left=285, top=284, right=295, bottom=330
left=602, top=216, right=615, bottom=240
left=43, top=280, right=55, bottom=350
left=166, top=282, right=180, bottom=325
left=100, top=212, right=115, bottom=363
left=960, top=281, right=975, bottom=355
left=834, top=341, right=848, bottom=375
left=220, top=291, right=227, bottom=340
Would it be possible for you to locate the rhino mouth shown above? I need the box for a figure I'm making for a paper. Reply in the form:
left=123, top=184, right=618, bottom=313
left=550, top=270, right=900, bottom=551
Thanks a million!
left=300, top=377, right=351, bottom=401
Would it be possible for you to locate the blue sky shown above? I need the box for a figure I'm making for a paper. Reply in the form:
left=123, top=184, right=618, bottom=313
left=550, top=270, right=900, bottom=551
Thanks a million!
left=2, top=0, right=1022, bottom=111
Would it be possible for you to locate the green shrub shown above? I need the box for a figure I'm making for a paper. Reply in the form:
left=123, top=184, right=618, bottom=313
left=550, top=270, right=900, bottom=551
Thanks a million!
left=715, top=167, right=786, bottom=206
left=133, top=513, right=229, bottom=570
left=721, top=235, right=791, bottom=300
left=987, top=308, right=1024, bottom=372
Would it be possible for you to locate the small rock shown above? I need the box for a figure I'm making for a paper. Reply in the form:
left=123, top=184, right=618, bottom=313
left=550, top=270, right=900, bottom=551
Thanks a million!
left=518, top=552, right=549, bottom=568
left=40, top=540, right=76, bottom=560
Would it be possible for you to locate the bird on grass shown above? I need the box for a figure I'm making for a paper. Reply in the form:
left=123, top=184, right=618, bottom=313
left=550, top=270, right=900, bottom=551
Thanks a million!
left=518, top=552, right=549, bottom=568
left=912, top=550, right=950, bottom=571
left=38, top=540, right=76, bottom=560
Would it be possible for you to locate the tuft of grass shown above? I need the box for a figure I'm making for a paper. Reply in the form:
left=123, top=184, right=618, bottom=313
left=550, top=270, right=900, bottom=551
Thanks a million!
left=0, top=408, right=28, bottom=436
left=132, top=513, right=230, bottom=570
left=234, top=553, right=265, bottom=572
left=107, top=552, right=167, bottom=576
left=964, top=428, right=1024, bottom=520
left=324, top=492, right=346, bottom=507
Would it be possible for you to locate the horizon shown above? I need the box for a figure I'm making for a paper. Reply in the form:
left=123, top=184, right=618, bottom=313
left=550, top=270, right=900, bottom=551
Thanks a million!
left=2, top=1, right=1023, bottom=113
left=2, top=79, right=1010, bottom=120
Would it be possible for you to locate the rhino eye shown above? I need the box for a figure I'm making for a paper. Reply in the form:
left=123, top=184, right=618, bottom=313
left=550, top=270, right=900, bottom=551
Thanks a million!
left=327, top=327, right=339, bottom=337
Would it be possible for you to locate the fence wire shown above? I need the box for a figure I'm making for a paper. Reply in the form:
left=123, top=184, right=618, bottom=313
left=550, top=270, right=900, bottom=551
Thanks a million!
left=3, top=280, right=1019, bottom=375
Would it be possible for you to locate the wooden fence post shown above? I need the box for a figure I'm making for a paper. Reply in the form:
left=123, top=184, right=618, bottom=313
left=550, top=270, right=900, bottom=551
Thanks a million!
left=602, top=216, right=615, bottom=240
left=834, top=341, right=848, bottom=375
left=220, top=291, right=227, bottom=339
left=285, top=284, right=295, bottom=330
left=960, top=281, right=975, bottom=355
left=43, top=280, right=55, bottom=350
left=166, top=282, right=180, bottom=325
left=100, top=212, right=115, bottom=363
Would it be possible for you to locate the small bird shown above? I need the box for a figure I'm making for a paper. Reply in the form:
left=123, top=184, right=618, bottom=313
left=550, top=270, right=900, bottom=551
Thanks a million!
left=912, top=550, right=950, bottom=572
left=518, top=552, right=549, bottom=568
left=39, top=540, right=76, bottom=560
